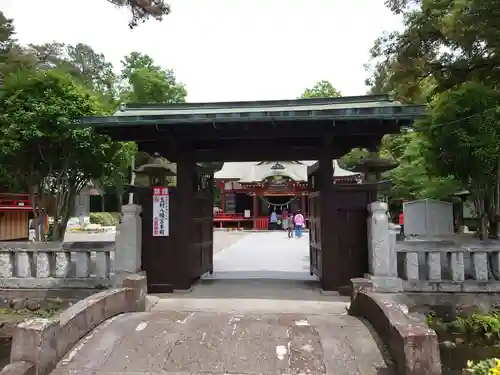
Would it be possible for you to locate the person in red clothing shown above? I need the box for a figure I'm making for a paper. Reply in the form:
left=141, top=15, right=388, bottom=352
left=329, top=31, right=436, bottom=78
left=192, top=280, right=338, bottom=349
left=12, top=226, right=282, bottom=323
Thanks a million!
left=399, top=211, right=404, bottom=236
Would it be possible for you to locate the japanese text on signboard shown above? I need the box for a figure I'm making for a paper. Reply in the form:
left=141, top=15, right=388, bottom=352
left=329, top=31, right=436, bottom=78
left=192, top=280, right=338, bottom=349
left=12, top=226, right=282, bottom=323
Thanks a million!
left=152, top=187, right=169, bottom=236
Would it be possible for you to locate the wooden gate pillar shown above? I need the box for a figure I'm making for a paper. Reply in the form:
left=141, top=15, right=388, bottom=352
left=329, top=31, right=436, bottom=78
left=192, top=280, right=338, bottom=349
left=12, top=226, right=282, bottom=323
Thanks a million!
left=318, top=143, right=337, bottom=291
left=175, top=156, right=197, bottom=290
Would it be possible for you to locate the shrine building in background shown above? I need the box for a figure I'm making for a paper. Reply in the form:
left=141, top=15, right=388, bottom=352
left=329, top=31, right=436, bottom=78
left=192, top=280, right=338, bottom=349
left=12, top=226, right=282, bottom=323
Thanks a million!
left=214, top=160, right=361, bottom=230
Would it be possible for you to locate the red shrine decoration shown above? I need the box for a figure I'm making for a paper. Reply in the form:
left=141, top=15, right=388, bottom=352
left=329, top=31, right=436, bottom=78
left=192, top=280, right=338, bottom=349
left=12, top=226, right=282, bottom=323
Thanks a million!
left=213, top=161, right=361, bottom=230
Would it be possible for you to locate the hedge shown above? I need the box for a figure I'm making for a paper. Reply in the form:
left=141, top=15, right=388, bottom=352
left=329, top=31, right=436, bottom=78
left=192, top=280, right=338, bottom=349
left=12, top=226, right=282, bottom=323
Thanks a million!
left=89, top=212, right=120, bottom=226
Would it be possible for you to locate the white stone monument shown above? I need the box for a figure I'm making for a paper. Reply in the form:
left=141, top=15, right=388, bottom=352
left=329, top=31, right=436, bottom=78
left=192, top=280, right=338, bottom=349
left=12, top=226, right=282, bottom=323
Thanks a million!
left=366, top=201, right=403, bottom=292
left=114, top=204, right=142, bottom=286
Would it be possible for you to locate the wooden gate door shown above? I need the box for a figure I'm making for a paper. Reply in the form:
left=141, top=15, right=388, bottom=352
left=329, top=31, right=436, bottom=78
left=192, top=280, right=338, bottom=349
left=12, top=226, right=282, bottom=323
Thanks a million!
left=308, top=191, right=322, bottom=278
left=189, top=170, right=214, bottom=280
left=191, top=189, right=214, bottom=279
left=136, top=186, right=183, bottom=293
left=307, top=162, right=324, bottom=281
left=330, top=184, right=377, bottom=288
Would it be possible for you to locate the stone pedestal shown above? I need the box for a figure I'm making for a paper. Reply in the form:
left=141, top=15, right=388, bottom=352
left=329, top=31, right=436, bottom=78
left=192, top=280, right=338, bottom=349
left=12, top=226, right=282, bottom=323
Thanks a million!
left=114, top=204, right=142, bottom=286
left=366, top=201, right=402, bottom=292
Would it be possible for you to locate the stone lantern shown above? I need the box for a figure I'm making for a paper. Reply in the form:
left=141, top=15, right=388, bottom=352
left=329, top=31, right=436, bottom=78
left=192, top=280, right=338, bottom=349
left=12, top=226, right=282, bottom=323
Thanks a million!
left=134, top=152, right=176, bottom=186
left=353, top=151, right=397, bottom=201
left=353, top=151, right=398, bottom=183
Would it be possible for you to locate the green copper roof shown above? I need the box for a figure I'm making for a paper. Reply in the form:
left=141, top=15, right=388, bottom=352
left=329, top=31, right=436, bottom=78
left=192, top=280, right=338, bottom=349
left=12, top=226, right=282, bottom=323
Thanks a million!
left=81, top=95, right=426, bottom=127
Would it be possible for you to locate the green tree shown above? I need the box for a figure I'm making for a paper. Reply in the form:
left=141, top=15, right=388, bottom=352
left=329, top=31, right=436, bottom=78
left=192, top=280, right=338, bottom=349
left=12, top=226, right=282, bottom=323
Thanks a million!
left=367, top=0, right=500, bottom=98
left=0, top=69, right=122, bottom=240
left=382, top=131, right=461, bottom=200
left=0, top=11, right=37, bottom=79
left=108, top=0, right=171, bottom=28
left=418, top=81, right=500, bottom=238
left=66, top=43, right=118, bottom=98
left=119, top=52, right=187, bottom=103
left=18, top=42, right=119, bottom=101
left=300, top=80, right=341, bottom=98
left=0, top=11, right=14, bottom=64
left=100, top=141, right=138, bottom=210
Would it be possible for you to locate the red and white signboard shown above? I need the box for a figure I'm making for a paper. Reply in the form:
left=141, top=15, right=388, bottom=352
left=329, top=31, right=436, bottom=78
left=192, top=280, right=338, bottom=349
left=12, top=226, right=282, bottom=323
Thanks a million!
left=152, top=187, right=169, bottom=237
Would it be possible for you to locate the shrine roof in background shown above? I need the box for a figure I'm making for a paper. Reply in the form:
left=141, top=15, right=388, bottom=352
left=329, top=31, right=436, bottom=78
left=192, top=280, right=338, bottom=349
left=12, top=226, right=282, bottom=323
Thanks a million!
left=214, top=160, right=360, bottom=182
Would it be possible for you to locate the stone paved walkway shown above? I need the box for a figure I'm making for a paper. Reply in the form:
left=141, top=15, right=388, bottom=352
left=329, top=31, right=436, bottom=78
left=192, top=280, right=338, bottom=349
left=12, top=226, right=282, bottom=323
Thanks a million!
left=205, top=231, right=316, bottom=281
left=49, top=232, right=395, bottom=375
left=52, top=286, right=394, bottom=375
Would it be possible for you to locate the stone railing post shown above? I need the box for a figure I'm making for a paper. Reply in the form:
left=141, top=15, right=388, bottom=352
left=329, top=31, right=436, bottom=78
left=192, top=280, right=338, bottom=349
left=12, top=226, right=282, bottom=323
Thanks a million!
left=114, top=204, right=142, bottom=286
left=366, top=201, right=403, bottom=292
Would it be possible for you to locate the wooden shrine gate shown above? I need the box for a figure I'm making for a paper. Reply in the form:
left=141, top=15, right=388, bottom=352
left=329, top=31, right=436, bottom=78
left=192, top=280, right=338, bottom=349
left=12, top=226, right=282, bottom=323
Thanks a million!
left=308, top=163, right=378, bottom=290
left=136, top=167, right=214, bottom=293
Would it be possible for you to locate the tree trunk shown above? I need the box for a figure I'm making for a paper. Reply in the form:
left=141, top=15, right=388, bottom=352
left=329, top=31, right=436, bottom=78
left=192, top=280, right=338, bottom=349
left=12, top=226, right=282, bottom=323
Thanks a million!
left=475, top=197, right=489, bottom=240
left=485, top=196, right=499, bottom=239
left=116, top=192, right=122, bottom=213
left=51, top=187, right=75, bottom=242
left=480, top=214, right=489, bottom=240
left=28, top=186, right=41, bottom=241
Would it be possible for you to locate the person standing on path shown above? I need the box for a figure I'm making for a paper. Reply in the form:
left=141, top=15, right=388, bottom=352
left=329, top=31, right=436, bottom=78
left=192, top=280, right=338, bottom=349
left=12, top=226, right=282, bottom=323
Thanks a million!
left=281, top=209, right=288, bottom=230
left=293, top=210, right=305, bottom=238
left=287, top=213, right=294, bottom=238
left=399, top=211, right=405, bottom=236
left=269, top=210, right=278, bottom=230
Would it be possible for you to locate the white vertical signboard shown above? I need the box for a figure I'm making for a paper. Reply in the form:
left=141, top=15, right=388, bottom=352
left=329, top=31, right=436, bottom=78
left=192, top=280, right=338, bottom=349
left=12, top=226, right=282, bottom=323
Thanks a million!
left=152, top=187, right=169, bottom=236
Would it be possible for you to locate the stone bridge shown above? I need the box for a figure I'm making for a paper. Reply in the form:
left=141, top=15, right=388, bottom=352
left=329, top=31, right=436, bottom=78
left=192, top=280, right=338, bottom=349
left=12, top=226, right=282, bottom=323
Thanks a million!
left=0, top=275, right=440, bottom=375
left=0, top=232, right=442, bottom=375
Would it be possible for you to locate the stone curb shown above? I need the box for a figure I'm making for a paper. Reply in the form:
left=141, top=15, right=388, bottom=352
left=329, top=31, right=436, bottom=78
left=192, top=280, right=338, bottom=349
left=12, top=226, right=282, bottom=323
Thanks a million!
left=0, top=362, right=34, bottom=375
left=348, top=278, right=442, bottom=375
left=1, top=274, right=147, bottom=375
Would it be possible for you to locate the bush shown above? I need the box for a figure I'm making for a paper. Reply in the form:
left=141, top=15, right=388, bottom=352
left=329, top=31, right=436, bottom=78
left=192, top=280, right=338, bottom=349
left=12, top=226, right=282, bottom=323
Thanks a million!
left=89, top=212, right=120, bottom=226
left=427, top=311, right=500, bottom=344
left=467, top=358, right=499, bottom=374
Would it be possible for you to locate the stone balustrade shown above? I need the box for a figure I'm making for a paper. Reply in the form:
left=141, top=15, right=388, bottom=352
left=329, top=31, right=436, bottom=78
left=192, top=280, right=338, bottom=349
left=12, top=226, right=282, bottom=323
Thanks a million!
left=396, top=240, right=500, bottom=292
left=0, top=242, right=114, bottom=289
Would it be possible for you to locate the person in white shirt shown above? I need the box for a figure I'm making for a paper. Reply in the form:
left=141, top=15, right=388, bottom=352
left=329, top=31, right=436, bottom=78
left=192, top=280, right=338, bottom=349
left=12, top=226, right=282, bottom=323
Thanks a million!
left=269, top=210, right=278, bottom=230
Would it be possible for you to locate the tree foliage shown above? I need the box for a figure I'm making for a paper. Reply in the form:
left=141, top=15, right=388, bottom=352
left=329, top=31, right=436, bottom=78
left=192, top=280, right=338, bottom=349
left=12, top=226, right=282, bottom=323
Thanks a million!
left=417, top=82, right=500, bottom=237
left=119, top=52, right=187, bottom=103
left=300, top=80, right=342, bottom=99
left=107, top=0, right=171, bottom=28
left=0, top=69, right=122, bottom=240
left=367, top=0, right=500, bottom=98
left=364, top=0, right=500, bottom=236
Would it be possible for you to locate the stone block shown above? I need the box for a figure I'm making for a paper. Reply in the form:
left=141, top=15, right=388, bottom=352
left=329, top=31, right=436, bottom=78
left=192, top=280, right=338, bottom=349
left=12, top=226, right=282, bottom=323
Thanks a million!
left=438, top=282, right=463, bottom=293
left=95, top=252, right=111, bottom=278
left=115, top=204, right=142, bottom=275
left=404, top=252, right=419, bottom=280
left=426, top=252, right=441, bottom=280
left=10, top=318, right=60, bottom=375
left=350, top=277, right=373, bottom=302
left=15, top=253, right=32, bottom=277
left=74, top=252, right=91, bottom=277
left=35, top=252, right=52, bottom=278
left=123, top=274, right=148, bottom=311
left=472, top=252, right=488, bottom=281
left=366, top=274, right=403, bottom=292
left=6, top=274, right=147, bottom=375
left=367, top=201, right=395, bottom=278
left=349, top=291, right=442, bottom=375
left=449, top=252, right=465, bottom=281
left=0, top=361, right=35, bottom=375
left=0, top=252, right=14, bottom=277
left=54, top=252, right=70, bottom=278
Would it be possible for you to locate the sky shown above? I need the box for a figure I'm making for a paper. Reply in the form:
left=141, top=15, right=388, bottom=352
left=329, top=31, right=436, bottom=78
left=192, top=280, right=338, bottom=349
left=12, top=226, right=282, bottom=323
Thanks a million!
left=1, top=0, right=403, bottom=102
